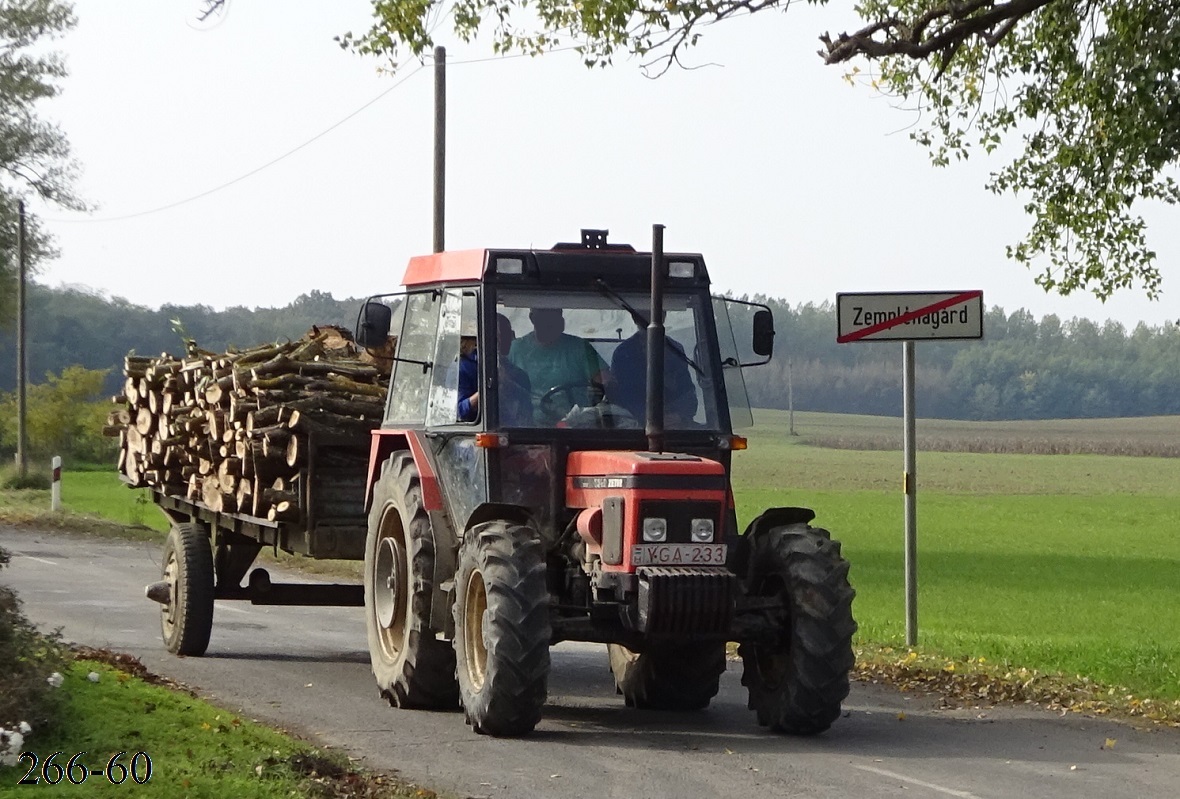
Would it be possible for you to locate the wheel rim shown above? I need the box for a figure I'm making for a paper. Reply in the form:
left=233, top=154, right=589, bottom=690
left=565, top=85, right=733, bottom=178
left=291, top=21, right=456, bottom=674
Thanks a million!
left=161, top=547, right=179, bottom=638
left=754, top=647, right=789, bottom=691
left=611, top=644, right=641, bottom=671
left=373, top=510, right=409, bottom=659
left=751, top=573, right=790, bottom=689
left=463, top=568, right=489, bottom=691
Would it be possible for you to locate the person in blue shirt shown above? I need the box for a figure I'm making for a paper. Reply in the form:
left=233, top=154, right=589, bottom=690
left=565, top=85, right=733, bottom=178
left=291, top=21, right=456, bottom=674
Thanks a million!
left=458, top=314, right=534, bottom=424
left=609, top=321, right=698, bottom=425
left=494, top=314, right=534, bottom=426
left=457, top=335, right=479, bottom=422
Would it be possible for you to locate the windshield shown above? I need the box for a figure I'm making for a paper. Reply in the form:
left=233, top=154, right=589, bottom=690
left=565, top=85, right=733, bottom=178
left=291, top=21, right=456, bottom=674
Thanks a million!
left=494, top=288, right=723, bottom=431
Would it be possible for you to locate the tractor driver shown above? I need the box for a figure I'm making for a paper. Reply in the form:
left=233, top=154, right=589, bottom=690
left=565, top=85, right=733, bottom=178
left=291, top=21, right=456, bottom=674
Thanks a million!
left=508, top=307, right=609, bottom=425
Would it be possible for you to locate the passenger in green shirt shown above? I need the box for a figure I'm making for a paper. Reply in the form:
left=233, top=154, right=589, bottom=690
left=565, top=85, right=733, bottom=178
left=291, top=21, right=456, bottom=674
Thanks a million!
left=509, top=307, right=609, bottom=424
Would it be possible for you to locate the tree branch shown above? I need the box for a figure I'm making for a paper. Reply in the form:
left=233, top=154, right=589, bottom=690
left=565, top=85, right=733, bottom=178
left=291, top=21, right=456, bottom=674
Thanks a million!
left=819, top=0, right=1058, bottom=65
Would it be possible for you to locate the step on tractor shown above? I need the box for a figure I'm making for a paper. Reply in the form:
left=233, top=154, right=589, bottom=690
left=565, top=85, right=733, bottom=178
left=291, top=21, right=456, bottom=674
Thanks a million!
left=356, top=226, right=857, bottom=737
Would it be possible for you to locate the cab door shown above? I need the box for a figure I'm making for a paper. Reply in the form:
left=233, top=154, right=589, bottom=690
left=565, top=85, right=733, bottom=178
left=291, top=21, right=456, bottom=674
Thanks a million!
left=425, top=288, right=487, bottom=530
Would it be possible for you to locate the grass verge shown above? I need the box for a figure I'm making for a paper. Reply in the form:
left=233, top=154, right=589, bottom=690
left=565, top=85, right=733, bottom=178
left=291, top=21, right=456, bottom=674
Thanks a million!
left=0, top=471, right=164, bottom=541
left=0, top=652, right=441, bottom=798
left=852, top=643, right=1180, bottom=728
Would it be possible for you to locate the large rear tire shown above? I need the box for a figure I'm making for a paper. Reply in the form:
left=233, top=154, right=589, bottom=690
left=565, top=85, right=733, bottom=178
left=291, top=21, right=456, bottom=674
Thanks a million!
left=608, top=642, right=726, bottom=710
left=453, top=520, right=551, bottom=737
left=364, top=453, right=458, bottom=710
left=739, top=523, right=856, bottom=735
left=160, top=522, right=214, bottom=656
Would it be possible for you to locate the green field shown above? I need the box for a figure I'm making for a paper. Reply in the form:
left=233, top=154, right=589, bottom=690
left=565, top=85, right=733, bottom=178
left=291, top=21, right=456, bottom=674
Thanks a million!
left=3, top=409, right=1178, bottom=707
left=0, top=472, right=168, bottom=537
left=733, top=409, right=1180, bottom=703
left=62, top=478, right=169, bottom=533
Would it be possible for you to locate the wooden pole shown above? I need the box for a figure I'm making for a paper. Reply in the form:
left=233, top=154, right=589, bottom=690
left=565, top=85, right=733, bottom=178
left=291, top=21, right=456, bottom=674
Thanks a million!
left=787, top=357, right=796, bottom=436
left=432, top=45, right=446, bottom=254
left=15, top=200, right=28, bottom=477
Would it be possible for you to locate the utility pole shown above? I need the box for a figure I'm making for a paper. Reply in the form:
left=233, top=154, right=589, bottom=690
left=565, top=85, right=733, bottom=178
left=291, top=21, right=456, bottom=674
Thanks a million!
left=432, top=45, right=446, bottom=254
left=15, top=200, right=28, bottom=477
left=787, top=357, right=796, bottom=436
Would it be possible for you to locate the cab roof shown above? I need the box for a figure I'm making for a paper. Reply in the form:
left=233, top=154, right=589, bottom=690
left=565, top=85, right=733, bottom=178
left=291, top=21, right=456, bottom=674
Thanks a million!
left=401, top=230, right=711, bottom=291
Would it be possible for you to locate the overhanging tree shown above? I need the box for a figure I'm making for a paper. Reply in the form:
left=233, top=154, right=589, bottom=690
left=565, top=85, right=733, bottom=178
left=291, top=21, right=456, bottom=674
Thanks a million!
left=339, top=0, right=1178, bottom=302
left=0, top=0, right=84, bottom=325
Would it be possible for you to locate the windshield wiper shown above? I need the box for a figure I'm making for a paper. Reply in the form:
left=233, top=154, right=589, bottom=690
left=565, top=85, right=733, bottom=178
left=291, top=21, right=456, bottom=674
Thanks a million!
left=593, top=278, right=705, bottom=377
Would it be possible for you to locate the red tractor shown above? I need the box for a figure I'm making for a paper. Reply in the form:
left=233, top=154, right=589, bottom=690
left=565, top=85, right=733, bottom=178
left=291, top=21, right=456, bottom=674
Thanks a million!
left=357, top=227, right=856, bottom=736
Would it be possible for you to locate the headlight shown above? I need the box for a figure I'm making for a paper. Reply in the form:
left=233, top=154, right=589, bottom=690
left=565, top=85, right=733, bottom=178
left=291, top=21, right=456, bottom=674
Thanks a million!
left=642, top=517, right=667, bottom=543
left=691, top=518, right=715, bottom=543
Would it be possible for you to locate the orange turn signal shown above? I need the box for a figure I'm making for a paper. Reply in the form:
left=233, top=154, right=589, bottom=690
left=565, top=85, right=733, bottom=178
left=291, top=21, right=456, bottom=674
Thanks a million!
left=474, top=433, right=508, bottom=448
left=729, top=436, right=748, bottom=451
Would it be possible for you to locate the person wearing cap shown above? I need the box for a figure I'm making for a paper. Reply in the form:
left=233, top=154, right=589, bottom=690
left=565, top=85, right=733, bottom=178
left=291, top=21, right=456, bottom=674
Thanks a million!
left=457, top=333, right=480, bottom=422
left=458, top=314, right=535, bottom=425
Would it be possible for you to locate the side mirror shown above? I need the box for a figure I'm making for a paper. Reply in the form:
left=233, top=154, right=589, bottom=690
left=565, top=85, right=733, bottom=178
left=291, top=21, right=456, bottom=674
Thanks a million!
left=356, top=301, right=392, bottom=348
left=752, top=309, right=775, bottom=357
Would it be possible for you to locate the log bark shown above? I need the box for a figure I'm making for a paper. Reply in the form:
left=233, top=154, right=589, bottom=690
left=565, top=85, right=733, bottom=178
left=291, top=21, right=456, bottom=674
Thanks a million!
left=112, top=324, right=386, bottom=524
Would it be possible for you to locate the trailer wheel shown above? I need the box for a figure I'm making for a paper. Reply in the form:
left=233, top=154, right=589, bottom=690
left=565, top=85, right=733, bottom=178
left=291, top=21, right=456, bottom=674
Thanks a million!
left=608, top=642, right=726, bottom=710
left=160, top=522, right=215, bottom=656
left=365, top=453, right=458, bottom=710
left=739, top=523, right=856, bottom=735
left=453, top=520, right=551, bottom=736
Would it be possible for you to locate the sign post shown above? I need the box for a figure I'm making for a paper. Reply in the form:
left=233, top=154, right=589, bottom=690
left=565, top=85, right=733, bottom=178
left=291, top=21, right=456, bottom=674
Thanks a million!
left=836, top=290, right=983, bottom=646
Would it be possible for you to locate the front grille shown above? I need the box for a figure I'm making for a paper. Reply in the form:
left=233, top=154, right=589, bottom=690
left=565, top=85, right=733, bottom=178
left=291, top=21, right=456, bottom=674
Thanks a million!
left=636, top=566, right=735, bottom=635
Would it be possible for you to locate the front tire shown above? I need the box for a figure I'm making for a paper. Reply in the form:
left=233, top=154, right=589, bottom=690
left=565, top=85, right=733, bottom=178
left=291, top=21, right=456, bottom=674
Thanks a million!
left=608, top=642, right=726, bottom=710
left=453, top=521, right=551, bottom=736
left=739, top=523, right=856, bottom=734
left=160, top=522, right=214, bottom=656
left=364, top=453, right=458, bottom=710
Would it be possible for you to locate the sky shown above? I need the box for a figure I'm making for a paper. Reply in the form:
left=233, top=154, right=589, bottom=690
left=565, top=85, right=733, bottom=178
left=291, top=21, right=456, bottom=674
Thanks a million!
left=28, top=0, right=1180, bottom=329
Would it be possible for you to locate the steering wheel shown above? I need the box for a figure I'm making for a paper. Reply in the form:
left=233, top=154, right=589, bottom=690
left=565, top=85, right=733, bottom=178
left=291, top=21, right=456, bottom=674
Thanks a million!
left=538, top=380, right=606, bottom=421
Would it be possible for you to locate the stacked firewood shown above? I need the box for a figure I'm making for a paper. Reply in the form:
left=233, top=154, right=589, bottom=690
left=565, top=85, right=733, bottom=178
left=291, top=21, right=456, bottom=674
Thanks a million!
left=105, top=326, right=389, bottom=522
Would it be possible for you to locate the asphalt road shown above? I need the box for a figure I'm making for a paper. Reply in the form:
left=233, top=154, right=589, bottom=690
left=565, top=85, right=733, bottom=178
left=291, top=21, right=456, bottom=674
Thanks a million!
left=3, top=525, right=1178, bottom=799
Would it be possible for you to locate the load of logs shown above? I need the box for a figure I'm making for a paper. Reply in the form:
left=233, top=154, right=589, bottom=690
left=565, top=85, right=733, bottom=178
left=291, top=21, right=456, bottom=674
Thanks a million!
left=105, top=325, right=389, bottom=523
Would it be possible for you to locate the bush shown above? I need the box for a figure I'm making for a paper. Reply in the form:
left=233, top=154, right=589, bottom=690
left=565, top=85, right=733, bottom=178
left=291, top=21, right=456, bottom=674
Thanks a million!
left=0, top=466, right=52, bottom=490
left=0, top=365, right=117, bottom=465
left=0, top=547, right=68, bottom=730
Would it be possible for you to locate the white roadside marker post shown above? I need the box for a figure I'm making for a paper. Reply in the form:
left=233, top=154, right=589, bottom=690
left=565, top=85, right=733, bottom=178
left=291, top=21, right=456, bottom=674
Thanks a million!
left=51, top=456, right=62, bottom=512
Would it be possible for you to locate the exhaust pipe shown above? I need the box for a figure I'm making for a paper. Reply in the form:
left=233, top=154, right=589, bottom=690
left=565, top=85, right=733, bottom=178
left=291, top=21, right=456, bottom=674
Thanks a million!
left=646, top=224, right=666, bottom=453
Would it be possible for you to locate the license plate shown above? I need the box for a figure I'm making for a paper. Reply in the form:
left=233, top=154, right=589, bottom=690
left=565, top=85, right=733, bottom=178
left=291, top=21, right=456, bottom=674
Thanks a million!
left=631, top=544, right=727, bottom=567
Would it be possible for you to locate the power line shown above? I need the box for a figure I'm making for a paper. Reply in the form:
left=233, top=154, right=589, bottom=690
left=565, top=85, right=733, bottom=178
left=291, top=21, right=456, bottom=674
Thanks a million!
left=47, top=44, right=588, bottom=225
left=50, top=63, right=427, bottom=223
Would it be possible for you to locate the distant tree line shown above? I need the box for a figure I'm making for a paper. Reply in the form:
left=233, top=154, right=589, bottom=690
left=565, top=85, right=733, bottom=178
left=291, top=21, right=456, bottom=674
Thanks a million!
left=2, top=285, right=1179, bottom=427
left=0, top=286, right=362, bottom=397
left=744, top=298, right=1180, bottom=420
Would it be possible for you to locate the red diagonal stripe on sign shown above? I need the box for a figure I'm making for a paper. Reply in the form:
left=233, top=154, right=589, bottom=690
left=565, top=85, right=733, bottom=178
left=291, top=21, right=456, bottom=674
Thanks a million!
left=838, top=290, right=982, bottom=343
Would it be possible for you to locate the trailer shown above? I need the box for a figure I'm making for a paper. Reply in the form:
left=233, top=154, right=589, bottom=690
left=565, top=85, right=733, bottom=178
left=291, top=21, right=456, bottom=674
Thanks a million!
left=136, top=427, right=380, bottom=652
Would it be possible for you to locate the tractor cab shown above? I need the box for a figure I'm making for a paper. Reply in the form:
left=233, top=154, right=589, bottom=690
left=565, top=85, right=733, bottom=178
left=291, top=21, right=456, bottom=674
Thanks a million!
left=358, top=229, right=773, bottom=541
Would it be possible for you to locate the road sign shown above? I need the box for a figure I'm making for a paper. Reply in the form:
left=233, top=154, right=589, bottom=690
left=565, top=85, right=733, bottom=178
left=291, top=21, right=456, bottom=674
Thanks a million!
left=834, top=288, right=984, bottom=646
left=836, top=290, right=983, bottom=343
